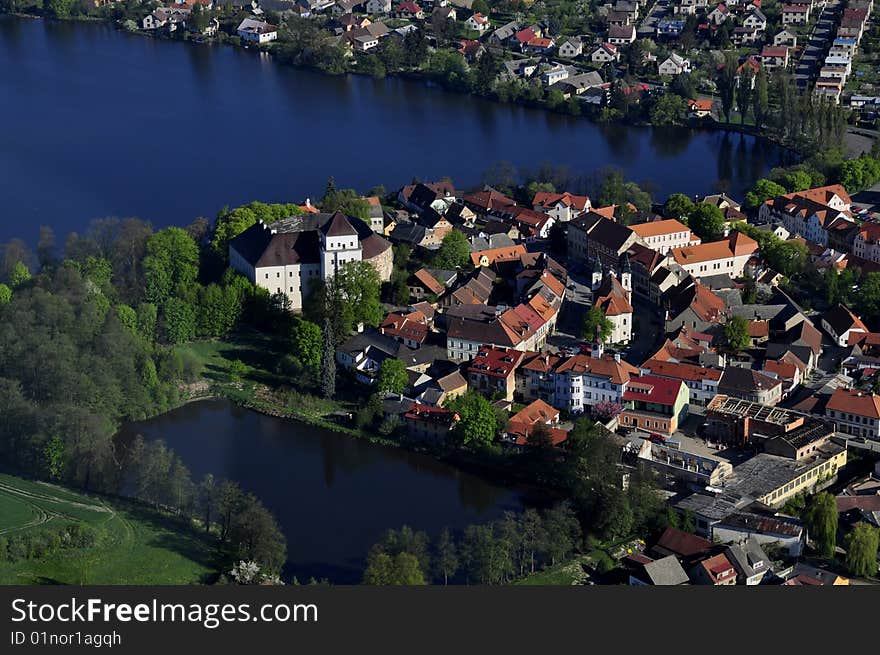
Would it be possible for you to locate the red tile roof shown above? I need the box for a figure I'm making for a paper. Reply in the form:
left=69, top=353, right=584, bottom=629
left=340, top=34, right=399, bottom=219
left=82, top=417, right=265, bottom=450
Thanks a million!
left=622, top=375, right=685, bottom=406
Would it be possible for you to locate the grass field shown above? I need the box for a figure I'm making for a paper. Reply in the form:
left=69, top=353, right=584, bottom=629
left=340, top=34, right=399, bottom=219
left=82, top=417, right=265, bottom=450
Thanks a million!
left=0, top=473, right=220, bottom=585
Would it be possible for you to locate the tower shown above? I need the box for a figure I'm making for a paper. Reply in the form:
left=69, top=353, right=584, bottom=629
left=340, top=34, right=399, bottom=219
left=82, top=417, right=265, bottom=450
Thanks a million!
left=591, top=257, right=603, bottom=291
left=619, top=252, right=632, bottom=302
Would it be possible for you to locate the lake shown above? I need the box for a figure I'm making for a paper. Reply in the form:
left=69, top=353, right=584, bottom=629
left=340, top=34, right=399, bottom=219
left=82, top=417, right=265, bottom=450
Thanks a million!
left=0, top=16, right=790, bottom=244
left=117, top=399, right=542, bottom=582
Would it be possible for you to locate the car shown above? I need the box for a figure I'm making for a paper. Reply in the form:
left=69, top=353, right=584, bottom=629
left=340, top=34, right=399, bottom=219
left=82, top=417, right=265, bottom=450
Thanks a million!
left=648, top=433, right=668, bottom=444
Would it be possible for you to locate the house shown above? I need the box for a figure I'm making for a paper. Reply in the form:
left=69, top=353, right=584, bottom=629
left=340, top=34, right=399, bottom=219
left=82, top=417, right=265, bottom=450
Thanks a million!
left=757, top=184, right=853, bottom=247
left=640, top=358, right=721, bottom=407
left=365, top=0, right=391, bottom=13
left=505, top=399, right=568, bottom=447
left=663, top=279, right=726, bottom=334
left=607, top=24, right=636, bottom=45
left=688, top=98, right=715, bottom=118
left=405, top=403, right=460, bottom=442
left=464, top=11, right=489, bottom=32
left=467, top=345, right=526, bottom=401
left=380, top=310, right=429, bottom=348
left=742, top=6, right=767, bottom=31
left=432, top=5, right=457, bottom=22
left=668, top=231, right=758, bottom=280
left=760, top=46, right=789, bottom=71
left=393, top=1, right=423, bottom=18
left=652, top=526, right=713, bottom=559
left=628, top=219, right=698, bottom=255
left=628, top=555, right=690, bottom=585
left=408, top=268, right=453, bottom=300
left=656, top=19, right=685, bottom=38
left=558, top=37, right=584, bottom=58
left=446, top=309, right=541, bottom=360
left=773, top=28, right=797, bottom=48
left=782, top=3, right=809, bottom=24
left=567, top=211, right=644, bottom=269
left=543, top=346, right=640, bottom=415
left=488, top=20, right=520, bottom=46
left=619, top=375, right=689, bottom=435
left=532, top=191, right=591, bottom=223
left=707, top=3, right=729, bottom=24
left=689, top=553, right=738, bottom=585
left=469, top=244, right=527, bottom=268
left=821, top=303, right=867, bottom=347
left=590, top=42, right=619, bottom=63
left=229, top=212, right=393, bottom=311
left=658, top=52, right=691, bottom=76
left=524, top=37, right=555, bottom=55
left=825, top=388, right=880, bottom=441
left=237, top=18, right=278, bottom=43
left=851, top=222, right=880, bottom=264
left=713, top=512, right=805, bottom=557
left=783, top=563, right=849, bottom=586
left=718, top=367, right=784, bottom=405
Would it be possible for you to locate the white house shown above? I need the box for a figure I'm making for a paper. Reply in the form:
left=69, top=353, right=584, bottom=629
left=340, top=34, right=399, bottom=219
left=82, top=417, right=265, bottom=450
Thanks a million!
left=366, top=0, right=391, bottom=13
left=558, top=37, right=584, bottom=58
left=782, top=4, right=810, bottom=24
left=658, top=52, right=691, bottom=75
left=743, top=7, right=768, bottom=31
left=549, top=346, right=639, bottom=415
left=590, top=42, right=619, bottom=62
left=757, top=185, right=853, bottom=247
left=821, top=304, right=867, bottom=347
left=237, top=18, right=278, bottom=43
left=668, top=231, right=758, bottom=279
left=628, top=219, right=699, bottom=255
left=465, top=12, right=490, bottom=33
left=826, top=388, right=880, bottom=441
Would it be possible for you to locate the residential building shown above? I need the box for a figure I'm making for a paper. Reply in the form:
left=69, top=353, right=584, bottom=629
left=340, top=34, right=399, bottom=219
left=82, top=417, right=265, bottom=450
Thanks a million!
left=590, top=42, right=619, bottom=62
left=229, top=212, right=393, bottom=311
left=465, top=11, right=489, bottom=32
left=640, top=358, right=721, bottom=407
left=568, top=211, right=644, bottom=268
left=760, top=46, right=789, bottom=70
left=782, top=3, right=809, bottom=24
left=505, top=399, right=568, bottom=447
left=619, top=375, right=689, bottom=435
left=467, top=345, right=526, bottom=401
left=550, top=347, right=640, bottom=415
left=723, top=539, right=771, bottom=585
left=664, top=280, right=727, bottom=334
left=365, top=0, right=391, bottom=12
left=757, top=184, right=853, bottom=247
left=607, top=24, right=636, bottom=44
left=633, top=438, right=733, bottom=487
left=237, top=18, right=278, bottom=43
left=821, top=303, right=867, bottom=346
left=628, top=555, right=690, bottom=585
left=718, top=367, right=784, bottom=406
left=591, top=264, right=633, bottom=344
left=667, top=231, right=759, bottom=279
left=558, top=37, right=584, bottom=58
left=826, top=388, right=880, bottom=440
left=689, top=553, right=738, bottom=585
left=405, top=404, right=460, bottom=442
left=628, top=218, right=699, bottom=255
left=658, top=52, right=691, bottom=75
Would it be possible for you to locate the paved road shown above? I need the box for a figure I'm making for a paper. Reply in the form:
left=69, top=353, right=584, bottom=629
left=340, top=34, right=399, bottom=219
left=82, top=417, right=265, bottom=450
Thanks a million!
left=794, top=0, right=842, bottom=91
left=638, top=0, right=669, bottom=38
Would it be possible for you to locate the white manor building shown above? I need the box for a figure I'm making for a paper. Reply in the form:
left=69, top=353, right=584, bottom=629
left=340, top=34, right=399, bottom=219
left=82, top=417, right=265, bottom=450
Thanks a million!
left=229, top=211, right=393, bottom=310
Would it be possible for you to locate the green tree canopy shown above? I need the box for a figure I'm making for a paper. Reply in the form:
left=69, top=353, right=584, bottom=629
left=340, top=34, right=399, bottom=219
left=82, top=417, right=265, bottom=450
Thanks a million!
left=211, top=202, right=304, bottom=257
left=444, top=391, right=497, bottom=448
left=433, top=230, right=472, bottom=270
left=844, top=523, right=879, bottom=578
left=745, top=178, right=787, bottom=208
left=805, top=492, right=838, bottom=558
left=582, top=306, right=613, bottom=343
left=688, top=202, right=726, bottom=241
left=143, top=228, right=199, bottom=306
left=376, top=358, right=408, bottom=395
left=724, top=315, right=750, bottom=352
left=664, top=193, right=694, bottom=221
left=290, top=318, right=323, bottom=379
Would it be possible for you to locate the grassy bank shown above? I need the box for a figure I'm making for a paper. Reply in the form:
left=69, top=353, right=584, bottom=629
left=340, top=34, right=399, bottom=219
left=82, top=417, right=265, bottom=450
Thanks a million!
left=0, top=473, right=219, bottom=585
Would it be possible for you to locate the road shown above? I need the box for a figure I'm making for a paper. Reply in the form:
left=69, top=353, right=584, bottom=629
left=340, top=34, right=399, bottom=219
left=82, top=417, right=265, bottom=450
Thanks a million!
left=794, top=0, right=842, bottom=91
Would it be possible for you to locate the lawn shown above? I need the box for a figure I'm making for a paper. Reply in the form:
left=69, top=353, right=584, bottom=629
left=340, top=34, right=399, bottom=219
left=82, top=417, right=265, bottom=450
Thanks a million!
left=513, top=555, right=593, bottom=585
left=0, top=473, right=220, bottom=585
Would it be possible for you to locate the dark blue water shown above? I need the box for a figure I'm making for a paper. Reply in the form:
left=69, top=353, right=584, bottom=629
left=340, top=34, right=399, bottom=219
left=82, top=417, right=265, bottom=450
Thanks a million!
left=118, top=399, right=538, bottom=582
left=0, top=16, right=788, bottom=244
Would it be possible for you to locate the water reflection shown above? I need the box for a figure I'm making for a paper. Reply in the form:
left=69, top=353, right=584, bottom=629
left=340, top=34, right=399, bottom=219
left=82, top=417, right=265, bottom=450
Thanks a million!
left=118, top=399, right=533, bottom=581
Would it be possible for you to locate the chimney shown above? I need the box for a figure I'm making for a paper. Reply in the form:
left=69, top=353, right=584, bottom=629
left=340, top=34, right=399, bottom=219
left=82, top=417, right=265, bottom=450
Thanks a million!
left=614, top=353, right=621, bottom=363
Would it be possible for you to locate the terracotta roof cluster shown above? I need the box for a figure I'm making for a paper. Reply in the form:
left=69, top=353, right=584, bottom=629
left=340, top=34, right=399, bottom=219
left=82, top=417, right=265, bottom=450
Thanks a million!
left=628, top=218, right=691, bottom=239
left=467, top=345, right=526, bottom=379
left=593, top=273, right=632, bottom=317
left=555, top=353, right=639, bottom=385
left=380, top=310, right=429, bottom=345
left=532, top=191, right=591, bottom=212
left=404, top=403, right=459, bottom=425
left=470, top=244, right=528, bottom=267
left=412, top=268, right=446, bottom=296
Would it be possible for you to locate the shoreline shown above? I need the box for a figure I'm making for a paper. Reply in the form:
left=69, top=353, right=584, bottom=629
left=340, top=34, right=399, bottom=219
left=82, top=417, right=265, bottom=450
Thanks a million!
left=1, top=12, right=807, bottom=161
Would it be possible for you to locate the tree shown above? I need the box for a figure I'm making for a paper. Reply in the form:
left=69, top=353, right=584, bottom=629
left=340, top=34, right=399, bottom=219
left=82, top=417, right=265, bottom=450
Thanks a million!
left=857, top=273, right=880, bottom=319
left=745, top=178, right=787, bottom=208
left=435, top=527, right=459, bottom=585
left=433, top=230, right=471, bottom=270
left=724, top=315, right=750, bottom=352
left=718, top=53, right=737, bottom=123
left=736, top=68, right=753, bottom=125
left=290, top=318, right=323, bottom=380
left=752, top=68, right=769, bottom=128
left=363, top=551, right=426, bottom=585
left=649, top=94, right=687, bottom=125
left=444, top=392, right=497, bottom=447
left=47, top=0, right=76, bottom=18
left=376, top=358, right=408, bottom=395
left=582, top=306, right=613, bottom=343
left=0, top=283, right=11, bottom=305
left=844, top=523, right=879, bottom=578
left=593, top=400, right=623, bottom=422
left=162, top=297, right=197, bottom=344
left=197, top=474, right=218, bottom=534
left=8, top=261, right=31, bottom=289
left=688, top=202, right=725, bottom=241
left=143, top=228, right=199, bottom=306
left=542, top=502, right=582, bottom=564
left=227, top=493, right=287, bottom=575
left=210, top=202, right=304, bottom=257
left=320, top=318, right=336, bottom=399
left=664, top=193, right=694, bottom=221
left=805, top=492, right=838, bottom=558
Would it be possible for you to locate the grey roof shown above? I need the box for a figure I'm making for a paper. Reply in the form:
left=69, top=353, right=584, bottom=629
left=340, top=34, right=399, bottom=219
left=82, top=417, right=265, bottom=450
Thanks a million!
left=732, top=304, right=787, bottom=321
left=723, top=538, right=770, bottom=580
left=822, top=304, right=861, bottom=336
left=491, top=20, right=521, bottom=41
left=643, top=555, right=690, bottom=585
left=719, top=367, right=782, bottom=395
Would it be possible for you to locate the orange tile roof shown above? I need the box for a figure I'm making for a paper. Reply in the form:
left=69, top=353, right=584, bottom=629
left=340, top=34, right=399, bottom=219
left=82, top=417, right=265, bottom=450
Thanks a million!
left=510, top=399, right=560, bottom=426
left=554, top=354, right=639, bottom=384
left=641, top=358, right=721, bottom=382
left=532, top=191, right=591, bottom=212
left=764, top=359, right=798, bottom=381
left=671, top=232, right=757, bottom=266
left=470, top=244, right=527, bottom=267
left=826, top=388, right=880, bottom=418
left=629, top=218, right=690, bottom=238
